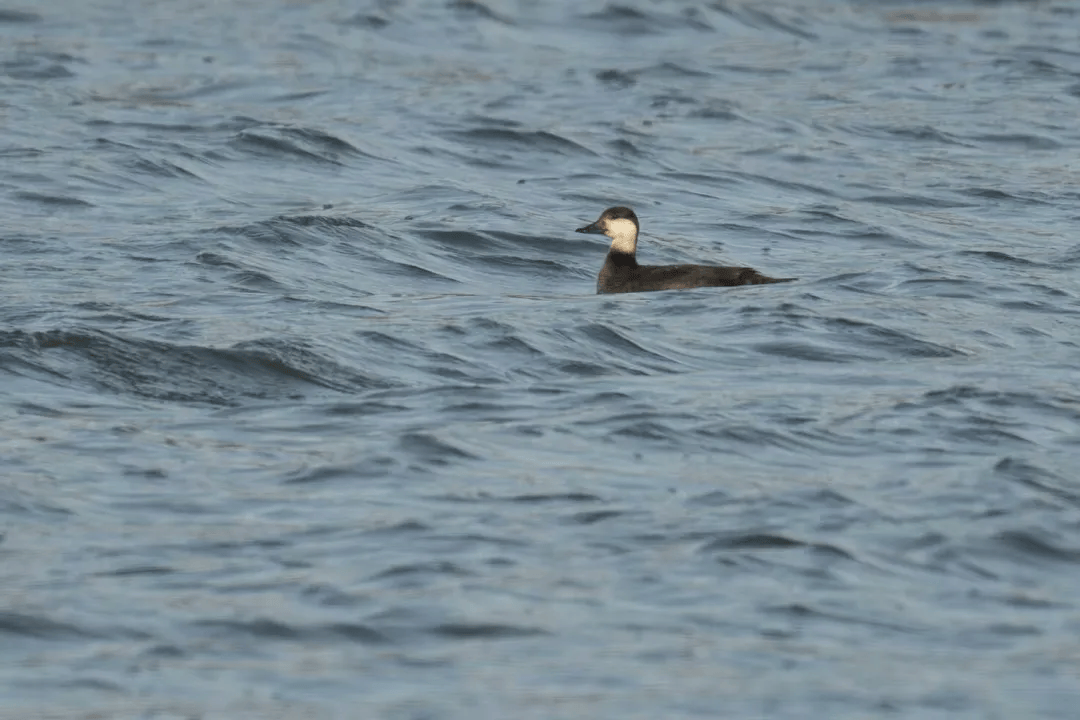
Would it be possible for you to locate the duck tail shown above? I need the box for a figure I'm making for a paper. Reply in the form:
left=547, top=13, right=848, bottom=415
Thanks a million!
left=744, top=269, right=796, bottom=285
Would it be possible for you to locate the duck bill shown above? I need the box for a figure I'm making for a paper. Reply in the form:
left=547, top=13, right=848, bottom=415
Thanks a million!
left=575, top=221, right=604, bottom=234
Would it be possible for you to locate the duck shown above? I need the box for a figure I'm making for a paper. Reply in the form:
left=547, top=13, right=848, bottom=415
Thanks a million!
left=576, top=206, right=795, bottom=294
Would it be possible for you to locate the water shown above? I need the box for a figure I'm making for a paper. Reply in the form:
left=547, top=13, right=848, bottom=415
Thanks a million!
left=3, top=0, right=1080, bottom=717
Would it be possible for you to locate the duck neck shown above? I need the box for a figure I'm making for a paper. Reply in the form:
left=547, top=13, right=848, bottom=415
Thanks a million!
left=606, top=219, right=638, bottom=256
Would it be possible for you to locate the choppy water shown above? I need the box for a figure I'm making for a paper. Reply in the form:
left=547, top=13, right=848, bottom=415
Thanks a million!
left=3, top=0, right=1080, bottom=717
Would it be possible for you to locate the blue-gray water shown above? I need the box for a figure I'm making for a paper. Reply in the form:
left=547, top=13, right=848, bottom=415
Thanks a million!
left=3, top=0, right=1080, bottom=717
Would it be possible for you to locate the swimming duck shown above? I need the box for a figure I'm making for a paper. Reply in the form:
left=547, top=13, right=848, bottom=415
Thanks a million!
left=576, top=206, right=795, bottom=294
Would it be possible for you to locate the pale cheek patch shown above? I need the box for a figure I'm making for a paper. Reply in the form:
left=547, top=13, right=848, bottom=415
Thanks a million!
left=606, top=218, right=638, bottom=254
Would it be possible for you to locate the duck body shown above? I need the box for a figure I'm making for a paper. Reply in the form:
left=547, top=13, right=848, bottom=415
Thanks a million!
left=597, top=250, right=789, bottom=294
left=576, top=206, right=795, bottom=295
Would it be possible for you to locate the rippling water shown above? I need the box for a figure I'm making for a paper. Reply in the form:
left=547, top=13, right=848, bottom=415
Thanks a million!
left=3, top=0, right=1080, bottom=717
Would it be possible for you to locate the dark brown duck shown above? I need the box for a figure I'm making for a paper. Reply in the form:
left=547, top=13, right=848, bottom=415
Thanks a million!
left=576, top=206, right=795, bottom=294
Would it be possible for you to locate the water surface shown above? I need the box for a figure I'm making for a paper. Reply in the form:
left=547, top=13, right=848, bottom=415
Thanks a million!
left=2, top=0, right=1080, bottom=717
